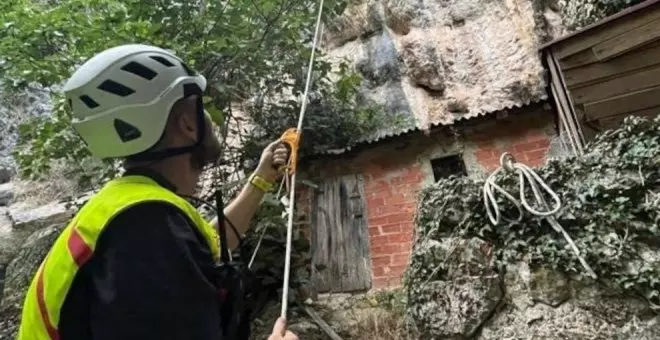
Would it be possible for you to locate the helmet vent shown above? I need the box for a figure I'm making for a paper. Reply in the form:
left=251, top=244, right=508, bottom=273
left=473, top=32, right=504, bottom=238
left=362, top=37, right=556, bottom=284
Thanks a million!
left=121, top=61, right=157, bottom=80
left=98, top=79, right=135, bottom=97
left=79, top=95, right=100, bottom=109
left=150, top=55, right=175, bottom=67
left=114, top=118, right=142, bottom=142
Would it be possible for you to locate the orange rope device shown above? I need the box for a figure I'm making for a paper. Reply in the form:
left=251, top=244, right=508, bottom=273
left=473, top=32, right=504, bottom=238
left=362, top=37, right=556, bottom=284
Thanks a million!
left=278, top=127, right=301, bottom=175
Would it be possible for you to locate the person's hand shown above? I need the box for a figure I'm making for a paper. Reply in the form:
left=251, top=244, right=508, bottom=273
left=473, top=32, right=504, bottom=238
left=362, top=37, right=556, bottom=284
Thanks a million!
left=268, top=317, right=298, bottom=340
left=254, top=139, right=289, bottom=183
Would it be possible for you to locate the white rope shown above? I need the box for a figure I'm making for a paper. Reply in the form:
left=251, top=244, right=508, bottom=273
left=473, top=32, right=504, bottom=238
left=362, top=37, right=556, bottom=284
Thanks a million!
left=280, top=0, right=325, bottom=319
left=483, top=152, right=597, bottom=279
left=247, top=178, right=286, bottom=270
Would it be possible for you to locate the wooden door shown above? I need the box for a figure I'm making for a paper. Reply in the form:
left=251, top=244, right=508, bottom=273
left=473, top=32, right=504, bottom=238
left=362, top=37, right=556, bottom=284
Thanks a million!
left=311, top=174, right=372, bottom=293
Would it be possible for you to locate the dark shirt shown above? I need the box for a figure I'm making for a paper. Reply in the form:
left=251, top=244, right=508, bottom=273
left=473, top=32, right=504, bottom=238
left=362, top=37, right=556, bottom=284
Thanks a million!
left=58, top=171, right=222, bottom=340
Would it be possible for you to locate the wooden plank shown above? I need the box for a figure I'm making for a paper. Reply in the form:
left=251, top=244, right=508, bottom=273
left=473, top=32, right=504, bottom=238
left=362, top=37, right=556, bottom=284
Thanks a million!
left=338, top=174, right=372, bottom=291
left=551, top=80, right=580, bottom=156
left=553, top=4, right=660, bottom=59
left=311, top=174, right=371, bottom=293
left=553, top=51, right=587, bottom=147
left=303, top=306, right=344, bottom=340
left=546, top=52, right=586, bottom=155
left=596, top=106, right=660, bottom=128
left=592, top=18, right=660, bottom=60
left=564, top=40, right=660, bottom=87
left=569, top=64, right=660, bottom=104
left=558, top=48, right=599, bottom=70
left=583, top=85, right=660, bottom=120
left=311, top=178, right=336, bottom=293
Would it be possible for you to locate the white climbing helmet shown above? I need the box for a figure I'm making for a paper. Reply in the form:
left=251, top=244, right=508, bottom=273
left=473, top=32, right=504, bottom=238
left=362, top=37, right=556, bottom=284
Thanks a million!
left=63, top=44, right=207, bottom=159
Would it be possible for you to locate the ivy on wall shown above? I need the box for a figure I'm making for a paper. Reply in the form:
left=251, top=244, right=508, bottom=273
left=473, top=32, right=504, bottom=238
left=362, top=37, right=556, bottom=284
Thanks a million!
left=407, top=115, right=660, bottom=306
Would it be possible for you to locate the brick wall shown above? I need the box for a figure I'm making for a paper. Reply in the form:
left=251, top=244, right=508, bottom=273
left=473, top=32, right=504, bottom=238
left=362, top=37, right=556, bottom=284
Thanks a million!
left=363, top=160, right=425, bottom=288
left=301, top=105, right=558, bottom=291
left=469, top=116, right=554, bottom=172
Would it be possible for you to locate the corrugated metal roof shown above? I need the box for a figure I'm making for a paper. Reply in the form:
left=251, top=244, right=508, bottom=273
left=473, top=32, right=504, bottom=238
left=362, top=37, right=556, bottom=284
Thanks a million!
left=310, top=94, right=548, bottom=157
left=540, top=0, right=660, bottom=50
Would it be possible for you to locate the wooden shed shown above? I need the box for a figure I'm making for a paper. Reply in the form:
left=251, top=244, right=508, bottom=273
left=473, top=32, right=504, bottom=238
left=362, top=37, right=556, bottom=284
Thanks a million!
left=542, top=0, right=660, bottom=155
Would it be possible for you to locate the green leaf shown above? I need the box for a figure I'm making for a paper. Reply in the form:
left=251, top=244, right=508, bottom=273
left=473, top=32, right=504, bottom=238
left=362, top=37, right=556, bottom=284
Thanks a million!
left=206, top=106, right=224, bottom=127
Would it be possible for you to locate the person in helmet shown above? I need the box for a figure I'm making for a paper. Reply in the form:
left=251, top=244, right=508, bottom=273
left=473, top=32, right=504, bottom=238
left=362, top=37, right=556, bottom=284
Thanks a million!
left=18, top=44, right=298, bottom=340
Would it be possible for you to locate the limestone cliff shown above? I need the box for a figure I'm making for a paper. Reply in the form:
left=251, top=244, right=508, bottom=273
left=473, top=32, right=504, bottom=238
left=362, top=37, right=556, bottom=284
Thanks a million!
left=320, top=0, right=564, bottom=137
left=0, top=85, right=52, bottom=181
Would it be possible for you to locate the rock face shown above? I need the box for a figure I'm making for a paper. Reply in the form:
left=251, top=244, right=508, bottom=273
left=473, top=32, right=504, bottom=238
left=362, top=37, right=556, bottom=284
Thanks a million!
left=0, top=183, right=14, bottom=207
left=0, top=180, right=72, bottom=339
left=0, top=208, right=33, bottom=285
left=407, top=238, right=504, bottom=339
left=408, top=237, right=660, bottom=340
left=0, top=85, right=52, bottom=174
left=323, top=0, right=560, bottom=134
left=1, top=224, right=64, bottom=308
left=0, top=223, right=64, bottom=339
left=0, top=167, right=11, bottom=185
left=7, top=201, right=72, bottom=232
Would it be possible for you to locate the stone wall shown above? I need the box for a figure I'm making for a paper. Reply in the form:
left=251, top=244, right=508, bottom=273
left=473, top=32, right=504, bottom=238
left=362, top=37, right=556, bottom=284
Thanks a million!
left=301, top=103, right=563, bottom=290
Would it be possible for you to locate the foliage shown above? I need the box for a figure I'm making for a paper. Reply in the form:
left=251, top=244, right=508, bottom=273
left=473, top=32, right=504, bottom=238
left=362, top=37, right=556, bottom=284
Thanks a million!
left=407, top=116, right=660, bottom=307
left=353, top=310, right=416, bottom=340
left=343, top=289, right=417, bottom=340
left=0, top=0, right=410, bottom=322
left=240, top=195, right=313, bottom=304
left=559, top=0, right=646, bottom=31
left=0, top=0, right=403, bottom=187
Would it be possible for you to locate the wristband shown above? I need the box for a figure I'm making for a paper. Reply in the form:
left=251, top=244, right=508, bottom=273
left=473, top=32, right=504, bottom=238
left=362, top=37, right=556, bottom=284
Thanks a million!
left=249, top=173, right=275, bottom=193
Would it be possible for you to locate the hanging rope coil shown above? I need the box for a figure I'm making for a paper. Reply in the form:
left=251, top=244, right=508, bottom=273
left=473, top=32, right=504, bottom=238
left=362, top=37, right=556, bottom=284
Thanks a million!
left=483, top=152, right=598, bottom=279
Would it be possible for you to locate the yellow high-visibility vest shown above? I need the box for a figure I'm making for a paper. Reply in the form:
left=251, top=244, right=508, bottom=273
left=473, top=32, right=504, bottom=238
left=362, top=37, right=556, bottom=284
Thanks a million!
left=18, top=175, right=220, bottom=340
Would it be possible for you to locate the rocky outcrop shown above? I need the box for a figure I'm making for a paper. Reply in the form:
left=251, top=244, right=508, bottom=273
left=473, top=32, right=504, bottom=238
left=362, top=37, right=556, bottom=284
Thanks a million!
left=407, top=238, right=504, bottom=339
left=0, top=223, right=64, bottom=339
left=0, top=180, right=70, bottom=339
left=0, top=186, right=73, bottom=275
left=322, top=0, right=561, bottom=134
left=0, top=183, right=13, bottom=207
left=1, top=224, right=64, bottom=307
left=0, top=208, right=32, bottom=287
left=0, top=168, right=10, bottom=185
left=478, top=260, right=658, bottom=339
left=407, top=236, right=660, bottom=340
left=0, top=85, right=52, bottom=175
left=7, top=201, right=72, bottom=232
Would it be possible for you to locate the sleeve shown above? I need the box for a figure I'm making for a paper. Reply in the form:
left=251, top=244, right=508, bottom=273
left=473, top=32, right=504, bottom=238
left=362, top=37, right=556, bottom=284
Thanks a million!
left=86, top=202, right=222, bottom=340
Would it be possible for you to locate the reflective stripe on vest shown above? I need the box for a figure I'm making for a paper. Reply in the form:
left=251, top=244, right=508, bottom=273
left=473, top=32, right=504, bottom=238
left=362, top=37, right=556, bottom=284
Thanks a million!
left=18, top=175, right=220, bottom=340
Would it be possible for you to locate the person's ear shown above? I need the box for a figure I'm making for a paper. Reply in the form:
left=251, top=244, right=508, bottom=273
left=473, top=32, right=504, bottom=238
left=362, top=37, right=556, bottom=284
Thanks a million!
left=172, top=96, right=199, bottom=141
